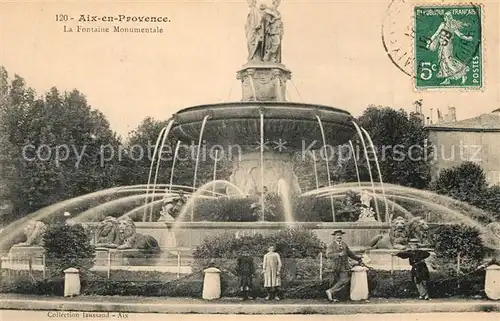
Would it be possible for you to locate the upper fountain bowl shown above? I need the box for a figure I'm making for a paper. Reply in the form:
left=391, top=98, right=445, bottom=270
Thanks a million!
left=170, top=101, right=355, bottom=149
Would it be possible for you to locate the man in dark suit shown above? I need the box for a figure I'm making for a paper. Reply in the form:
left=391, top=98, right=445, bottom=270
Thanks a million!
left=325, top=229, right=363, bottom=302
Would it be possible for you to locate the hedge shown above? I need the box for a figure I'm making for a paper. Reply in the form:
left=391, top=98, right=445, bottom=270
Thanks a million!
left=1, top=269, right=486, bottom=299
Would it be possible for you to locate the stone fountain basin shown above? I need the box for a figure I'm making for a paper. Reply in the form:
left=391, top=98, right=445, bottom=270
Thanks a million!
left=170, top=102, right=355, bottom=149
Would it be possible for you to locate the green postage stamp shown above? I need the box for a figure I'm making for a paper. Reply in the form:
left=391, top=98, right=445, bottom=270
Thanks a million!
left=414, top=5, right=482, bottom=89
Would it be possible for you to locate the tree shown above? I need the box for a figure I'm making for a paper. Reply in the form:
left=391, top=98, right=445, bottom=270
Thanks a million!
left=0, top=67, right=123, bottom=220
left=0, top=67, right=17, bottom=222
left=431, top=224, right=485, bottom=273
left=429, top=161, right=487, bottom=206
left=344, top=106, right=432, bottom=189
left=120, top=117, right=172, bottom=186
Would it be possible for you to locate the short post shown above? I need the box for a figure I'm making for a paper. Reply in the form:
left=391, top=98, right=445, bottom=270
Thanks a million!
left=107, top=250, right=112, bottom=279
left=350, top=265, right=369, bottom=301
left=63, top=268, right=81, bottom=297
left=485, top=264, right=500, bottom=300
left=28, top=256, right=33, bottom=276
left=202, top=266, right=222, bottom=300
left=319, top=253, right=323, bottom=281
left=177, top=252, right=181, bottom=279
left=42, top=254, right=46, bottom=279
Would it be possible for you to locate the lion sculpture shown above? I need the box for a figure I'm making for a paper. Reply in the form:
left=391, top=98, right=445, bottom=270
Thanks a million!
left=485, top=222, right=500, bottom=249
left=369, top=216, right=409, bottom=250
left=95, top=216, right=121, bottom=248
left=407, top=217, right=430, bottom=246
left=12, top=220, right=47, bottom=247
left=116, top=217, right=160, bottom=254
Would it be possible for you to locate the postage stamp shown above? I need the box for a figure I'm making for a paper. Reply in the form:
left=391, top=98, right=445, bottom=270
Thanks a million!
left=414, top=5, right=483, bottom=89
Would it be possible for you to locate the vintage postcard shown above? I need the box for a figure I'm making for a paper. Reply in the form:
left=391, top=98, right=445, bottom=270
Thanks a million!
left=1, top=0, right=500, bottom=320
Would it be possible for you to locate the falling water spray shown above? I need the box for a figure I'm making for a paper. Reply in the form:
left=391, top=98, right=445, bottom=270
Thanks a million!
left=191, top=115, right=210, bottom=221
left=352, top=121, right=381, bottom=221
left=315, top=115, right=335, bottom=222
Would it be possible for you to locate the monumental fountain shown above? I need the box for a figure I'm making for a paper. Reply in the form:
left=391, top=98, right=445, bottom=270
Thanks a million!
left=1, top=0, right=499, bottom=272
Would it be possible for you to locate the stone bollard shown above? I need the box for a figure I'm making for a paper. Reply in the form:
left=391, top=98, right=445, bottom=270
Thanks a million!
left=485, top=264, right=500, bottom=300
left=350, top=265, right=369, bottom=301
left=63, top=267, right=81, bottom=297
left=202, top=267, right=221, bottom=300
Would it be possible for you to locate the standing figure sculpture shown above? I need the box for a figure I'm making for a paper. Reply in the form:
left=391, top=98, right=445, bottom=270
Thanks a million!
left=245, top=0, right=283, bottom=63
left=358, top=190, right=377, bottom=222
left=426, top=11, right=474, bottom=85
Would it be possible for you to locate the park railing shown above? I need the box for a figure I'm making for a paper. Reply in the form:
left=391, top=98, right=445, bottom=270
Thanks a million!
left=0, top=251, right=333, bottom=284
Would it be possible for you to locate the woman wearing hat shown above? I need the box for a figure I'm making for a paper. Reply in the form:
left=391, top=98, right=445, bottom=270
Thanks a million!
left=392, top=238, right=431, bottom=300
left=325, top=229, right=363, bottom=302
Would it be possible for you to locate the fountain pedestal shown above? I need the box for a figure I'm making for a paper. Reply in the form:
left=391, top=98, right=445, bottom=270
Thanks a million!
left=237, top=62, right=291, bottom=102
left=228, top=151, right=301, bottom=196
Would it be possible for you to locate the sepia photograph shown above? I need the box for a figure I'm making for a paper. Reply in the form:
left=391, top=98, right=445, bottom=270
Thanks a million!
left=0, top=0, right=499, bottom=319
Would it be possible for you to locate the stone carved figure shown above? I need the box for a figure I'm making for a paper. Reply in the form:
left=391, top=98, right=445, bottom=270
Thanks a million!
left=12, top=220, right=47, bottom=247
left=390, top=217, right=410, bottom=249
left=485, top=222, right=500, bottom=249
left=95, top=216, right=120, bottom=248
left=369, top=216, right=409, bottom=249
left=341, top=190, right=359, bottom=213
left=360, top=190, right=372, bottom=208
left=245, top=0, right=283, bottom=63
left=355, top=190, right=377, bottom=222
left=358, top=206, right=377, bottom=222
left=407, top=217, right=430, bottom=246
left=159, top=190, right=187, bottom=221
left=116, top=217, right=160, bottom=254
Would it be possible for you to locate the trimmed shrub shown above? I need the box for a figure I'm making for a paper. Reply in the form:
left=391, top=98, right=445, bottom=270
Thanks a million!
left=193, top=227, right=326, bottom=260
left=43, top=223, right=95, bottom=278
left=430, top=224, right=486, bottom=274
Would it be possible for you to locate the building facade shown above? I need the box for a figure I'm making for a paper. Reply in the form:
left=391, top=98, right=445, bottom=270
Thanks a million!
left=426, top=108, right=500, bottom=186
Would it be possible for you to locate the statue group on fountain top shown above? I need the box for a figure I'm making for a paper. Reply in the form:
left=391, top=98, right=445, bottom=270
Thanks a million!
left=159, top=189, right=187, bottom=222
left=246, top=0, right=284, bottom=63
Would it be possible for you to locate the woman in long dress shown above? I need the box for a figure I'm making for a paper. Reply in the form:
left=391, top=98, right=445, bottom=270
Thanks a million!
left=262, top=245, right=282, bottom=300
left=427, top=11, right=474, bottom=85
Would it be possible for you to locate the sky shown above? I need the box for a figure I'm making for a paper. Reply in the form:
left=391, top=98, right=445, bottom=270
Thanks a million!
left=1, top=0, right=499, bottom=138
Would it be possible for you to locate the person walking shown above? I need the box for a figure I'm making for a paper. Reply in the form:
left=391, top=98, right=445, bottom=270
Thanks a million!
left=236, top=246, right=255, bottom=300
left=392, top=238, right=431, bottom=300
left=262, top=245, right=282, bottom=300
left=325, top=229, right=363, bottom=302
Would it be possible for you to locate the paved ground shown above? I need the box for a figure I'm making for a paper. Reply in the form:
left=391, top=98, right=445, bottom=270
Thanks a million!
left=0, top=294, right=499, bottom=314
left=1, top=311, right=500, bottom=320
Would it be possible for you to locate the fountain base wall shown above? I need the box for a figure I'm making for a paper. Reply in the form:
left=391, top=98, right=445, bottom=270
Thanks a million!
left=121, top=222, right=389, bottom=251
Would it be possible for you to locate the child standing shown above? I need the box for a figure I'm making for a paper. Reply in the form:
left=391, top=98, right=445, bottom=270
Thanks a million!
left=392, top=238, right=431, bottom=300
left=236, top=246, right=255, bottom=300
left=262, top=245, right=282, bottom=300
